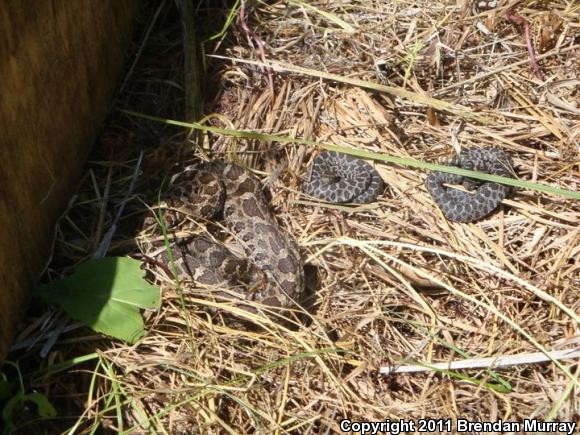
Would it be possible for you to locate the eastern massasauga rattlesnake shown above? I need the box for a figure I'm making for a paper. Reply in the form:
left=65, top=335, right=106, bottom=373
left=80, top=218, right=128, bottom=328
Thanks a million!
left=425, top=147, right=515, bottom=222
left=147, top=161, right=305, bottom=312
left=304, top=151, right=384, bottom=203
left=304, top=148, right=514, bottom=222
left=145, top=147, right=513, bottom=311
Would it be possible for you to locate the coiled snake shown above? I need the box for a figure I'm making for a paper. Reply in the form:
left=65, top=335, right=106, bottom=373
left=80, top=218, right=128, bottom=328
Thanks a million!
left=425, top=147, right=515, bottom=222
left=153, top=162, right=304, bottom=311
left=304, top=151, right=384, bottom=203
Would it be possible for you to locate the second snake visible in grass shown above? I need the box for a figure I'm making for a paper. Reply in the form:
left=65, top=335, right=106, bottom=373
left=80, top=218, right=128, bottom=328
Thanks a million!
left=425, top=147, right=515, bottom=222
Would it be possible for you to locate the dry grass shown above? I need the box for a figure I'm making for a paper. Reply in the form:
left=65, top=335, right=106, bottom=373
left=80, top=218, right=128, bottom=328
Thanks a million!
left=7, top=0, right=580, bottom=433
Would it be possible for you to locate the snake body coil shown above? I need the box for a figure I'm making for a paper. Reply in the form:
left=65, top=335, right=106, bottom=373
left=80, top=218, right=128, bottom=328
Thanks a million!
left=425, top=147, right=515, bottom=222
left=304, top=151, right=384, bottom=203
left=156, top=162, right=305, bottom=311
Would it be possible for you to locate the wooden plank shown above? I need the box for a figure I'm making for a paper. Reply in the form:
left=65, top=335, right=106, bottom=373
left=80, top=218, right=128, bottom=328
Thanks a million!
left=0, top=0, right=139, bottom=360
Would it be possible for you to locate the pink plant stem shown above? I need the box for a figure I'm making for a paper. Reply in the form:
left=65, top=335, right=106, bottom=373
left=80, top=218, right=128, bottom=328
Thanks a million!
left=239, top=0, right=275, bottom=96
left=506, top=10, right=544, bottom=80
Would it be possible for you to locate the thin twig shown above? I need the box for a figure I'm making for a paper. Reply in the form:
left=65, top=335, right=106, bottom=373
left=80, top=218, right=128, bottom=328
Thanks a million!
left=93, top=151, right=144, bottom=258
left=506, top=9, right=544, bottom=80
left=381, top=347, right=580, bottom=374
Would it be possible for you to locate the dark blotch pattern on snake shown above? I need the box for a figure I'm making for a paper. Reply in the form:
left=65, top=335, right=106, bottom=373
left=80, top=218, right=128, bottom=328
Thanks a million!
left=304, top=151, right=384, bottom=203
left=155, top=162, right=305, bottom=310
left=425, top=147, right=515, bottom=222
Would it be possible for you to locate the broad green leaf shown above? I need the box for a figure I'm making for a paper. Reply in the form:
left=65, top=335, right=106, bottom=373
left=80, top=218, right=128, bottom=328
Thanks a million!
left=37, top=257, right=160, bottom=344
left=2, top=392, right=57, bottom=434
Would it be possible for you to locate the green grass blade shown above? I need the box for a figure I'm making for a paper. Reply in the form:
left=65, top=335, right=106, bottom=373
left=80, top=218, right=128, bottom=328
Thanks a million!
left=118, top=109, right=580, bottom=200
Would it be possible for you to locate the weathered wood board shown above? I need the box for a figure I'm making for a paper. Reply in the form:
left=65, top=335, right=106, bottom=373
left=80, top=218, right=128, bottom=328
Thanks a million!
left=0, top=1, right=139, bottom=361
